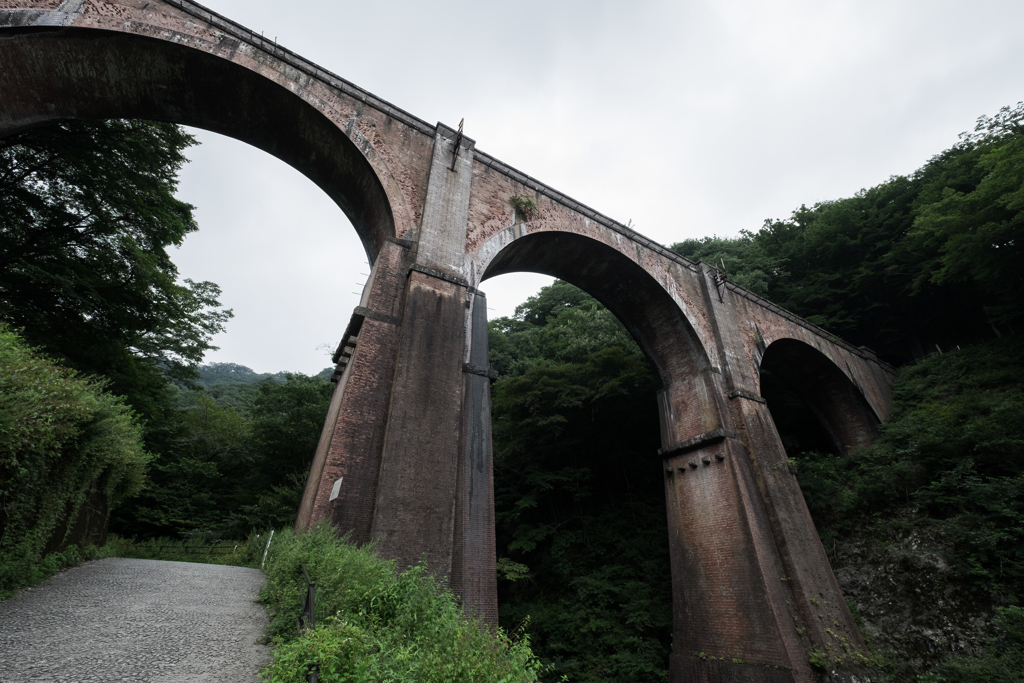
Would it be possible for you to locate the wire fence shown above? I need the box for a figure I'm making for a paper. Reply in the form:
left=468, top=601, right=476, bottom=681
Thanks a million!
left=147, top=545, right=240, bottom=553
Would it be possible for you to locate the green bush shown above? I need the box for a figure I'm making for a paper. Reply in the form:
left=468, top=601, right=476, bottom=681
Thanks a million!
left=258, top=524, right=542, bottom=683
left=0, top=326, right=150, bottom=596
left=112, top=372, right=332, bottom=541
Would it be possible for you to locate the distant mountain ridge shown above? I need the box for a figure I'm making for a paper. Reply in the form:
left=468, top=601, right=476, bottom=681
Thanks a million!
left=190, top=362, right=333, bottom=412
left=197, top=362, right=333, bottom=387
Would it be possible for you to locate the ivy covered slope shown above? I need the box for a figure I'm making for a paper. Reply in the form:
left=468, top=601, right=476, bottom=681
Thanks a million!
left=794, top=337, right=1024, bottom=681
left=489, top=282, right=671, bottom=683
left=0, top=327, right=149, bottom=597
left=258, top=524, right=542, bottom=683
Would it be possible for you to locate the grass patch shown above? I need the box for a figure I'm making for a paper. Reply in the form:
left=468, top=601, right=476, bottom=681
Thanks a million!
left=258, top=523, right=542, bottom=683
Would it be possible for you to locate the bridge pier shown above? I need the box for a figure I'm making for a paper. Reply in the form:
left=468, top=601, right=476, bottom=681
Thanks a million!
left=298, top=122, right=497, bottom=623
left=659, top=387, right=872, bottom=681
left=296, top=264, right=497, bottom=624
left=652, top=265, right=874, bottom=682
left=296, top=237, right=413, bottom=544
left=0, top=3, right=894, bottom=677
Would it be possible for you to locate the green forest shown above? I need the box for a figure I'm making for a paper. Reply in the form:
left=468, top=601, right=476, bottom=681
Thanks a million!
left=1, top=102, right=1023, bottom=682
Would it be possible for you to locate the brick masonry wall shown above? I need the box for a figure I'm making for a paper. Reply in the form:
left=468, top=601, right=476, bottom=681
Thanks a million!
left=0, top=0, right=437, bottom=255
left=296, top=238, right=413, bottom=536
left=451, top=292, right=498, bottom=626
left=0, top=5, right=897, bottom=678
left=370, top=270, right=468, bottom=575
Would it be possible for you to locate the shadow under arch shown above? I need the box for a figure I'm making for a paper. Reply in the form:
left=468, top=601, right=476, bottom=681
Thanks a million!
left=0, top=27, right=395, bottom=262
left=759, top=338, right=881, bottom=456
left=482, top=231, right=710, bottom=388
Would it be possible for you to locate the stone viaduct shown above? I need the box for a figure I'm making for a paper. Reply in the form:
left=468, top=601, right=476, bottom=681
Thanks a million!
left=0, top=1, right=894, bottom=680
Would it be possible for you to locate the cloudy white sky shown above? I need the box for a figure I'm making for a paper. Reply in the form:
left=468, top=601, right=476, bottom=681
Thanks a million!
left=171, top=0, right=1024, bottom=374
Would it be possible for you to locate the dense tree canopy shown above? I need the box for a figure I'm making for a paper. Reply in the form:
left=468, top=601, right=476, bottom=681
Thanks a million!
left=671, top=102, right=1024, bottom=363
left=0, top=119, right=333, bottom=547
left=0, top=119, right=231, bottom=422
left=112, top=369, right=334, bottom=541
left=489, top=282, right=670, bottom=682
left=0, top=326, right=149, bottom=595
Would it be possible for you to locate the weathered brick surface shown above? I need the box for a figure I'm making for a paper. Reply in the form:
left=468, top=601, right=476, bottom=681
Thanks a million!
left=0, top=0, right=60, bottom=8
left=295, top=366, right=346, bottom=531
left=0, top=0, right=436, bottom=256
left=664, top=439, right=791, bottom=665
left=296, top=238, right=414, bottom=534
left=0, top=3, right=896, bottom=677
left=370, top=270, right=467, bottom=576
left=451, top=292, right=498, bottom=625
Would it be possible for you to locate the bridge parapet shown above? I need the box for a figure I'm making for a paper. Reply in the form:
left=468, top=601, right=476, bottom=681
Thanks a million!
left=0, top=2, right=890, bottom=678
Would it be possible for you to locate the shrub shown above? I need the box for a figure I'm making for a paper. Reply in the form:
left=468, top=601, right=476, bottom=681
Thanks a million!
left=259, top=524, right=542, bottom=682
left=0, top=326, right=149, bottom=596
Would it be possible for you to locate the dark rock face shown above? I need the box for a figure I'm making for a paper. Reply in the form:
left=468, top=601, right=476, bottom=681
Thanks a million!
left=833, top=515, right=996, bottom=679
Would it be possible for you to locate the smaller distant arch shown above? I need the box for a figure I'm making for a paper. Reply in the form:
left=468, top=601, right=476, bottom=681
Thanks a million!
left=758, top=338, right=881, bottom=456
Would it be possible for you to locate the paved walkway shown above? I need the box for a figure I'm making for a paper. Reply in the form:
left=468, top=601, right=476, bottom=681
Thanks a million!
left=0, top=558, right=270, bottom=682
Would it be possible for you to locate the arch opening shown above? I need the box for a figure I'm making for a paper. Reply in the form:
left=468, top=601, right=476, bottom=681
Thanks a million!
left=173, top=129, right=368, bottom=373
left=0, top=26, right=396, bottom=263
left=759, top=338, right=881, bottom=457
left=482, top=231, right=710, bottom=389
left=481, top=257, right=677, bottom=676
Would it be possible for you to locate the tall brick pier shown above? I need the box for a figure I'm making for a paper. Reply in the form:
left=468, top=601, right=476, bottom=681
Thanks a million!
left=0, top=2, right=893, bottom=679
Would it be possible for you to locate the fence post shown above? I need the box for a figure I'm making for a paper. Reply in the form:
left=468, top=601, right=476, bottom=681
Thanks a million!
left=298, top=564, right=319, bottom=683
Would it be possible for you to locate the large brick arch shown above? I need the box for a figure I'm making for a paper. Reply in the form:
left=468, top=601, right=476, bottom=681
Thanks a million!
left=482, top=230, right=710, bottom=386
left=2, top=2, right=897, bottom=679
left=0, top=14, right=430, bottom=260
left=760, top=338, right=881, bottom=455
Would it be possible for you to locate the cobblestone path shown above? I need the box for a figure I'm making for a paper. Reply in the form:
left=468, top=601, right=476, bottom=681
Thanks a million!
left=0, top=558, right=270, bottom=682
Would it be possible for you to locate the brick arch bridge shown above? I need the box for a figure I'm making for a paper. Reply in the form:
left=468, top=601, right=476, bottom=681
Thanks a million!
left=0, top=2, right=894, bottom=680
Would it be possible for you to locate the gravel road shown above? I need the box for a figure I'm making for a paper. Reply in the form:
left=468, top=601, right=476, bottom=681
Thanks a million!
left=0, top=558, right=271, bottom=682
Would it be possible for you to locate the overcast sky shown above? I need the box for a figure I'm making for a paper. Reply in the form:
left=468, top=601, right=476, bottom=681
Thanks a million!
left=171, top=0, right=1024, bottom=374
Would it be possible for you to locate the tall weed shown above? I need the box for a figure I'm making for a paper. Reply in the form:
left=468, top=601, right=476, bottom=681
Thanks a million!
left=259, top=524, right=542, bottom=683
